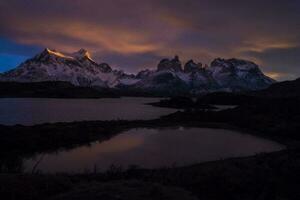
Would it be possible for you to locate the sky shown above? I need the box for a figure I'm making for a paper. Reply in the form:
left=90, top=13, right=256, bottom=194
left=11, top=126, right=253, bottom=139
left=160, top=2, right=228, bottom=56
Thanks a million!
left=0, top=0, right=299, bottom=80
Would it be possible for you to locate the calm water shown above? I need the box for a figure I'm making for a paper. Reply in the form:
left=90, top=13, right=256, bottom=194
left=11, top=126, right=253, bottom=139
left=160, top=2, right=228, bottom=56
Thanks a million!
left=25, top=127, right=284, bottom=173
left=0, top=97, right=177, bottom=125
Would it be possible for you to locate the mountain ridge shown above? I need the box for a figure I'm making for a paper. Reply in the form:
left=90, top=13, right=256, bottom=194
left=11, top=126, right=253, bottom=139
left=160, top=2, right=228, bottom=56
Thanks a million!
left=0, top=48, right=275, bottom=94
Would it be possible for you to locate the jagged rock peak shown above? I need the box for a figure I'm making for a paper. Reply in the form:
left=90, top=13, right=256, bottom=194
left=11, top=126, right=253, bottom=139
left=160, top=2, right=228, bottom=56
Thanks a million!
left=211, top=58, right=258, bottom=70
left=73, top=48, right=93, bottom=60
left=157, top=55, right=182, bottom=72
left=77, top=48, right=89, bottom=55
left=36, top=48, right=95, bottom=61
left=173, top=55, right=180, bottom=62
left=184, top=60, right=203, bottom=73
left=33, top=48, right=74, bottom=62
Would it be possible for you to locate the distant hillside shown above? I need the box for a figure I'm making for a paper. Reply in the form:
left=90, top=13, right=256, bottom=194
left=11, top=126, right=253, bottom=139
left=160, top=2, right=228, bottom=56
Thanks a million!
left=0, top=81, right=119, bottom=98
left=255, top=78, right=300, bottom=98
left=194, top=78, right=300, bottom=105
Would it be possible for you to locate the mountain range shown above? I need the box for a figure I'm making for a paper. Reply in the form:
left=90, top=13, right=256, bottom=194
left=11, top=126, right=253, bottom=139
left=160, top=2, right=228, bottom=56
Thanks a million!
left=0, top=48, right=275, bottom=95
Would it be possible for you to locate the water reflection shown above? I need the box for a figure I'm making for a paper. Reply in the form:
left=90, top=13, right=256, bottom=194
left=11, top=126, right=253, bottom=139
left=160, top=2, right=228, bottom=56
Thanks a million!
left=25, top=127, right=284, bottom=173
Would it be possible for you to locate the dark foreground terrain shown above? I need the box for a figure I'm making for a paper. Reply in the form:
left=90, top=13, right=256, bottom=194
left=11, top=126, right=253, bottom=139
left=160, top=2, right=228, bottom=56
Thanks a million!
left=0, top=81, right=119, bottom=98
left=0, top=96, right=300, bottom=199
left=1, top=148, right=299, bottom=200
left=1, top=78, right=300, bottom=199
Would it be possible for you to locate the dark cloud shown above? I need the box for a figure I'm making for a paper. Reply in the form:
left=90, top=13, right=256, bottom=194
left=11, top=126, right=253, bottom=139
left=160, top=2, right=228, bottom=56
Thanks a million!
left=243, top=46, right=300, bottom=80
left=0, top=0, right=299, bottom=79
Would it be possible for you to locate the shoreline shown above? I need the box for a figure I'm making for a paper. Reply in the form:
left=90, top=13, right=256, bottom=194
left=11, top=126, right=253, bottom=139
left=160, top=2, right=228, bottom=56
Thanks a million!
left=0, top=114, right=296, bottom=174
left=0, top=102, right=299, bottom=199
left=1, top=148, right=299, bottom=199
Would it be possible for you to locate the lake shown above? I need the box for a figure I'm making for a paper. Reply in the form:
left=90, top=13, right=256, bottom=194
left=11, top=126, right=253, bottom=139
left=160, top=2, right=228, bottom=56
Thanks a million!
left=0, top=97, right=177, bottom=125
left=25, top=127, right=284, bottom=173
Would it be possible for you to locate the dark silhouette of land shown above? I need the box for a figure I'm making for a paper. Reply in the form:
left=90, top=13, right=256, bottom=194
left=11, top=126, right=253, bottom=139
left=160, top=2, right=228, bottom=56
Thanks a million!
left=0, top=78, right=300, bottom=199
left=0, top=81, right=119, bottom=98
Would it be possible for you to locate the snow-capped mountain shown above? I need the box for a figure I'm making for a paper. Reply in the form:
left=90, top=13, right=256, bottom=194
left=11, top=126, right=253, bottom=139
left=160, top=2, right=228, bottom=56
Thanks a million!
left=0, top=48, right=131, bottom=88
left=208, top=58, right=275, bottom=91
left=0, top=49, right=275, bottom=94
left=127, top=56, right=275, bottom=94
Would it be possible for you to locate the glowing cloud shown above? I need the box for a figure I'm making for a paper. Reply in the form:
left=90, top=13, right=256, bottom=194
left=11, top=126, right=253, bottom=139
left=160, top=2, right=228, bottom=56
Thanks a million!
left=0, top=0, right=299, bottom=80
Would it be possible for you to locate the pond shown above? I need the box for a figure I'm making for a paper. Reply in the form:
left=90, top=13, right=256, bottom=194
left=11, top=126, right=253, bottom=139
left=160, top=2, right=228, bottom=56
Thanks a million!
left=25, top=127, right=284, bottom=173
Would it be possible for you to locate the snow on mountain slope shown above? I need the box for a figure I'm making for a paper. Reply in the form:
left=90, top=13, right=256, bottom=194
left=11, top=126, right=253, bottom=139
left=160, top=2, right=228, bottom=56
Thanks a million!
left=0, top=49, right=275, bottom=94
left=128, top=56, right=275, bottom=93
left=208, top=58, right=275, bottom=91
left=0, top=48, right=134, bottom=88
